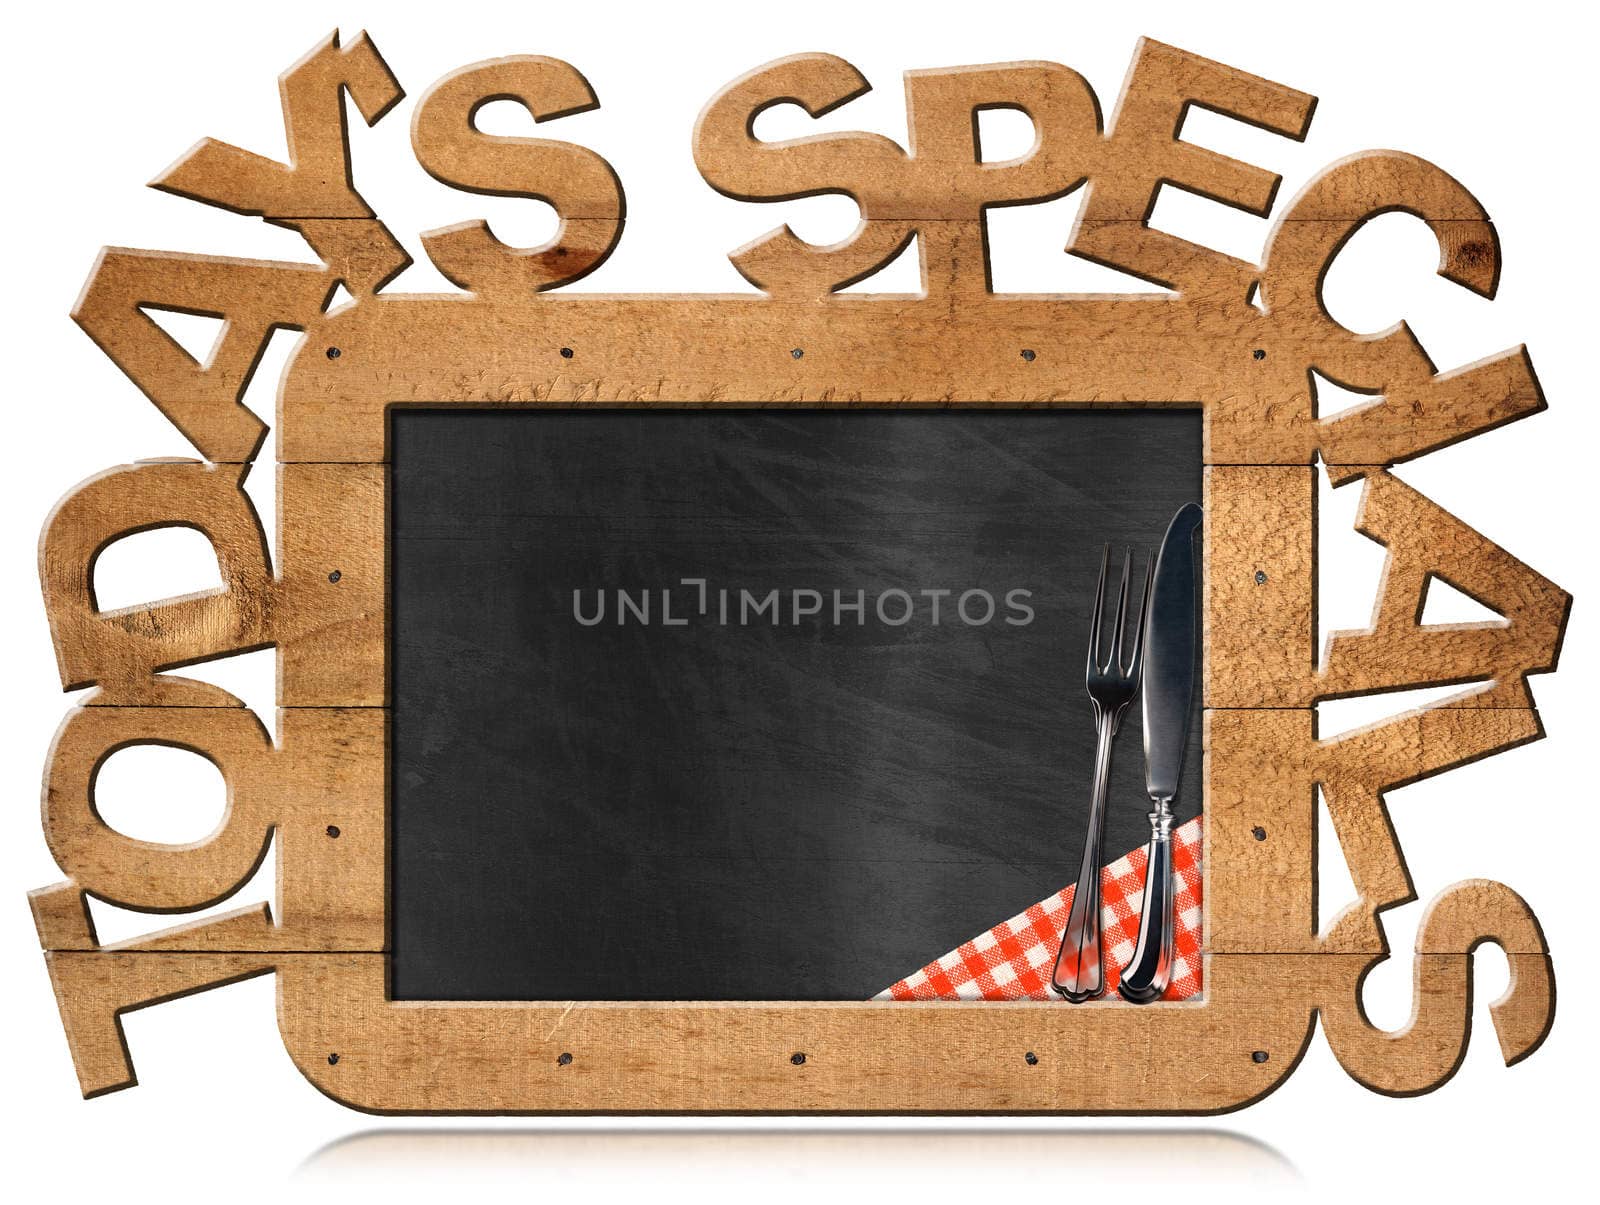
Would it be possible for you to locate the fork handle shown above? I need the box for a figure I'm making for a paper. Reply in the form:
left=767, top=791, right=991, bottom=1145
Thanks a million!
left=1052, top=710, right=1116, bottom=1002
left=1118, top=802, right=1175, bottom=1004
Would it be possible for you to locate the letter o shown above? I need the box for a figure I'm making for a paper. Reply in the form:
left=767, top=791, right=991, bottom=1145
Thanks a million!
left=958, top=589, right=996, bottom=625
left=876, top=588, right=914, bottom=626
left=42, top=704, right=275, bottom=911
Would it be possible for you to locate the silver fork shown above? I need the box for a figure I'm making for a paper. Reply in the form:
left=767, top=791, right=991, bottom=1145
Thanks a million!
left=1052, top=546, right=1152, bottom=1002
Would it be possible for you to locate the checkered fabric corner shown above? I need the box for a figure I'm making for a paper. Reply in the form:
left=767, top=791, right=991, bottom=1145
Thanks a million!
left=875, top=817, right=1203, bottom=1002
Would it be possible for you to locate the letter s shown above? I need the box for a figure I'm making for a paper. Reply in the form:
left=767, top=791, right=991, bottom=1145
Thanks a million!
left=1005, top=588, right=1035, bottom=626
left=411, top=57, right=624, bottom=294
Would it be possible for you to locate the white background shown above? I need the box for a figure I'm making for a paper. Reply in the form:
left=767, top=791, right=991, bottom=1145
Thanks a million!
left=3, top=0, right=1594, bottom=1199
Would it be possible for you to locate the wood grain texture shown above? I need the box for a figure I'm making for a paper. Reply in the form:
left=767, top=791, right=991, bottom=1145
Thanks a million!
left=277, top=464, right=386, bottom=707
left=1068, top=38, right=1313, bottom=301
left=41, top=951, right=273, bottom=1098
left=1317, top=470, right=1569, bottom=708
left=277, top=952, right=1310, bottom=1112
left=148, top=30, right=411, bottom=297
left=1203, top=467, right=1314, bottom=708
left=36, top=706, right=385, bottom=951
left=30, top=32, right=1569, bottom=1111
left=411, top=57, right=624, bottom=294
left=1203, top=707, right=1544, bottom=955
left=39, top=459, right=273, bottom=705
left=271, top=945, right=1546, bottom=1111
left=694, top=54, right=1101, bottom=295
left=268, top=293, right=1543, bottom=470
left=1318, top=879, right=1553, bottom=1095
left=72, top=253, right=334, bottom=464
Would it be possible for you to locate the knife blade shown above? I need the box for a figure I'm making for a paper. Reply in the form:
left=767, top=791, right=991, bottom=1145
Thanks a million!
left=1118, top=501, right=1201, bottom=1004
left=1142, top=502, right=1202, bottom=803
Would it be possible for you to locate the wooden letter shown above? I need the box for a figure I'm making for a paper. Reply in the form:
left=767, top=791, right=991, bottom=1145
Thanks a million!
left=1319, top=472, right=1569, bottom=708
left=903, top=62, right=1100, bottom=293
left=1320, top=880, right=1553, bottom=1095
left=150, top=30, right=409, bottom=295
left=1069, top=38, right=1314, bottom=297
left=72, top=250, right=334, bottom=462
left=1261, top=152, right=1543, bottom=478
left=38, top=460, right=273, bottom=705
left=42, top=705, right=275, bottom=913
left=41, top=952, right=273, bottom=1098
left=696, top=56, right=1102, bottom=295
left=411, top=57, right=625, bottom=294
left=694, top=54, right=916, bottom=295
left=1317, top=707, right=1542, bottom=936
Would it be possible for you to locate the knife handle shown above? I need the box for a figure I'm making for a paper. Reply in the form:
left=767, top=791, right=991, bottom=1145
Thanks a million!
left=1118, top=804, right=1175, bottom=1004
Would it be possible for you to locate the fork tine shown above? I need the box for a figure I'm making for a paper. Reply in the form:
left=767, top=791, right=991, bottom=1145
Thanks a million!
left=1086, top=544, right=1110, bottom=676
left=1111, top=547, right=1133, bottom=673
left=1123, top=551, right=1155, bottom=673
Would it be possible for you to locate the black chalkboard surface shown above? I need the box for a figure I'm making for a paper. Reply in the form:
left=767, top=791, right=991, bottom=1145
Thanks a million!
left=390, top=408, right=1202, bottom=1001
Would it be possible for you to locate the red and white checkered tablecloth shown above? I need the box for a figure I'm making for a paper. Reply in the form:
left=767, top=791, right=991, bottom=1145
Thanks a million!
left=875, top=817, right=1203, bottom=1001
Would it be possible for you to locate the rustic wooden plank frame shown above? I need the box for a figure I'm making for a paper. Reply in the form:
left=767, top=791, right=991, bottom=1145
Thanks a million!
left=30, top=31, right=1569, bottom=1112
left=272, top=306, right=1293, bottom=1113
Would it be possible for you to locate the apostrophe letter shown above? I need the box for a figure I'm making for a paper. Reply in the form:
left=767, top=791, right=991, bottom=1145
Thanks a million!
left=411, top=57, right=625, bottom=294
left=149, top=30, right=409, bottom=294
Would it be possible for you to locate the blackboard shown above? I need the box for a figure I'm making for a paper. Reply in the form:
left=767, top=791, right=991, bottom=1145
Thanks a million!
left=390, top=408, right=1202, bottom=1001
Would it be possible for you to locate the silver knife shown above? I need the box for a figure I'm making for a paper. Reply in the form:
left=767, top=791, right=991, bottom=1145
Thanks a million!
left=1118, top=502, right=1202, bottom=1004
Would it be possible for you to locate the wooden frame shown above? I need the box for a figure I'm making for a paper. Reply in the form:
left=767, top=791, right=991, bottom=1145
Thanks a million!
left=30, top=32, right=1567, bottom=1112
